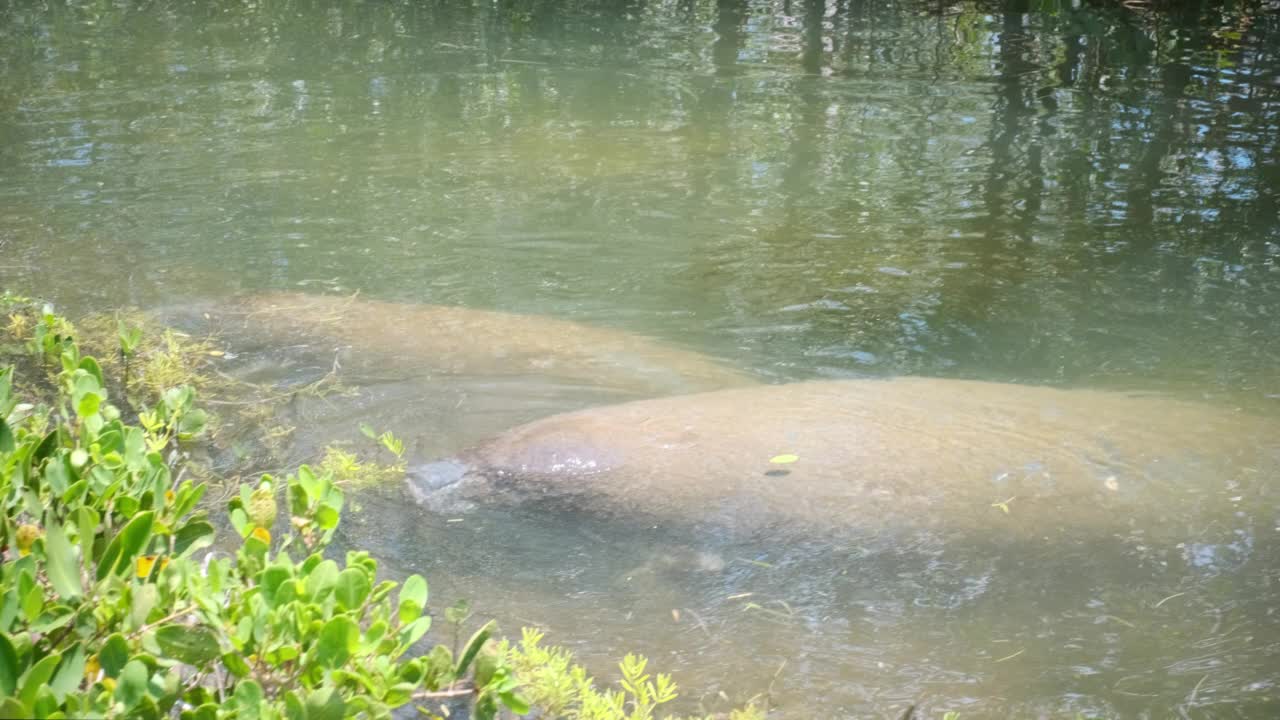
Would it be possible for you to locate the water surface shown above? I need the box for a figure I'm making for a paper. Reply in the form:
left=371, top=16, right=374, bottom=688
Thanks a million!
left=2, top=0, right=1279, bottom=716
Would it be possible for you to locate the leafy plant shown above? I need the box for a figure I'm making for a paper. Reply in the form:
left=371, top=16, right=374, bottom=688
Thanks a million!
left=0, top=308, right=527, bottom=719
left=503, top=629, right=763, bottom=720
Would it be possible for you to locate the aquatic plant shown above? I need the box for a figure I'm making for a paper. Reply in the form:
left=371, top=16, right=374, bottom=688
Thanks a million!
left=316, top=424, right=407, bottom=489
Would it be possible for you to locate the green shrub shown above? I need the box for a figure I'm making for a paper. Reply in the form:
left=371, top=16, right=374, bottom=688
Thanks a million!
left=0, top=310, right=525, bottom=719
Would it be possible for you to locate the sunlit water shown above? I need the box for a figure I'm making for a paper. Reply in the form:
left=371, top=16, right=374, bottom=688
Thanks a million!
left=3, top=0, right=1279, bottom=716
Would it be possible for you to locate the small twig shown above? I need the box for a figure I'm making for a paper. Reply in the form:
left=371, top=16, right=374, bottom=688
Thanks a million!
left=1154, top=592, right=1187, bottom=608
left=128, top=604, right=199, bottom=638
left=994, top=648, right=1025, bottom=663
left=412, top=687, right=475, bottom=700
left=1188, top=673, right=1209, bottom=705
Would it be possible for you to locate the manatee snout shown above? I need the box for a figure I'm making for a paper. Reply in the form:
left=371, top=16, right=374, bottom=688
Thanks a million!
left=406, top=458, right=482, bottom=512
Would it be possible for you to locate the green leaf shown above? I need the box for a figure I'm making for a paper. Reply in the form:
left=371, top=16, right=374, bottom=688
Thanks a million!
left=229, top=508, right=250, bottom=539
left=334, top=568, right=371, bottom=611
left=116, top=659, right=148, bottom=710
left=18, top=651, right=61, bottom=706
left=182, top=703, right=218, bottom=720
left=97, top=511, right=154, bottom=580
left=30, top=605, right=75, bottom=634
left=170, top=482, right=206, bottom=519
left=0, top=418, right=13, bottom=454
left=283, top=690, right=305, bottom=720
left=129, top=585, right=159, bottom=630
left=155, top=625, right=220, bottom=666
left=61, top=479, right=88, bottom=505
left=0, top=367, right=11, bottom=414
left=49, top=643, right=85, bottom=701
left=77, top=392, right=101, bottom=418
left=304, top=559, right=339, bottom=601
left=769, top=453, right=799, bottom=464
left=0, top=632, right=19, bottom=697
left=43, top=519, right=82, bottom=600
left=173, top=521, right=214, bottom=557
left=304, top=686, right=346, bottom=720
left=315, top=504, right=340, bottom=531
left=74, top=507, right=98, bottom=573
left=260, top=565, right=292, bottom=607
left=0, top=698, right=24, bottom=718
left=78, top=357, right=105, bottom=388
left=500, top=690, right=531, bottom=714
left=99, top=634, right=130, bottom=678
left=233, top=679, right=263, bottom=718
left=454, top=621, right=496, bottom=676
left=316, top=616, right=359, bottom=669
left=398, top=574, right=427, bottom=625
left=33, top=429, right=60, bottom=463
left=398, top=616, right=432, bottom=650
left=222, top=652, right=251, bottom=679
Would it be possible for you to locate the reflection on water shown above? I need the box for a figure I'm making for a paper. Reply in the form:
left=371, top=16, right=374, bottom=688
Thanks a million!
left=2, top=0, right=1279, bottom=716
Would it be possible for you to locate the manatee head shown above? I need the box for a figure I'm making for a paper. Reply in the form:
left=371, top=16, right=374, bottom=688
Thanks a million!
left=405, top=457, right=488, bottom=512
left=405, top=418, right=627, bottom=514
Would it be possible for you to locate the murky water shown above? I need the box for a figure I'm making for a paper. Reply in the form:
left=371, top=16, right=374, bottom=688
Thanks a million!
left=3, top=0, right=1280, bottom=716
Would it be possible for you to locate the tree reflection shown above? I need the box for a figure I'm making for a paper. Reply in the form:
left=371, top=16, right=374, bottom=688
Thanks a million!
left=0, top=0, right=1276, bottom=394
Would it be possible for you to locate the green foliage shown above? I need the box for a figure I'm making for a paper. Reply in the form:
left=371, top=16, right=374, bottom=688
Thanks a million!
left=0, top=307, right=527, bottom=719
left=317, top=424, right=406, bottom=489
left=503, top=628, right=763, bottom=720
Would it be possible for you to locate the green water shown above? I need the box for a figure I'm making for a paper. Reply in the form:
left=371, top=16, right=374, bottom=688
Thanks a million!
left=2, top=0, right=1279, bottom=716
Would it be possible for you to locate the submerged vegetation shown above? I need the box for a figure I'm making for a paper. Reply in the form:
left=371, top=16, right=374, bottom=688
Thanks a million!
left=0, top=296, right=767, bottom=719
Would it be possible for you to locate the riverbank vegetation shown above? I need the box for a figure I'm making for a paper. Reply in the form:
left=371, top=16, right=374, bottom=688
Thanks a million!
left=0, top=295, right=767, bottom=719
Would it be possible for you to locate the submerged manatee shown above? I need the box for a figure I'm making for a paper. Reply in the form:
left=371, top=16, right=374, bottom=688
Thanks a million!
left=409, top=378, right=1277, bottom=539
left=208, top=291, right=756, bottom=396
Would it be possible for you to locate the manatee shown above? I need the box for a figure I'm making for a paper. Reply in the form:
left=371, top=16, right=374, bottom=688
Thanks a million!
left=199, top=291, right=757, bottom=396
left=408, top=378, right=1278, bottom=540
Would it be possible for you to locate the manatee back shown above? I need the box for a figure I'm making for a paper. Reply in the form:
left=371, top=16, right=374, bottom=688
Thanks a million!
left=452, top=378, right=1279, bottom=540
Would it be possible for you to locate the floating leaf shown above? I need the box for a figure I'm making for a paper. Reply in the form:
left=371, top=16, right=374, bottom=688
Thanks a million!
left=769, top=454, right=799, bottom=464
